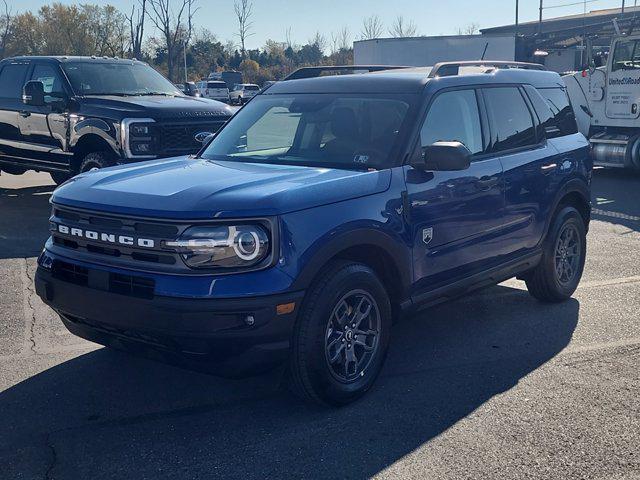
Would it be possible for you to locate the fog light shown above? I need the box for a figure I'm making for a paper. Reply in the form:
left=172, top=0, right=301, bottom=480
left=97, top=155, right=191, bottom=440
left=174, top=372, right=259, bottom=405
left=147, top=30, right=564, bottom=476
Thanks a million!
left=38, top=251, right=53, bottom=270
left=244, top=315, right=255, bottom=326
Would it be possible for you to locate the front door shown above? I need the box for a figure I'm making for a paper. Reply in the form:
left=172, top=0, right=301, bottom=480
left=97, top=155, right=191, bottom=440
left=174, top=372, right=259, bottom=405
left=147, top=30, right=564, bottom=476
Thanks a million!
left=406, top=88, right=505, bottom=293
left=16, top=62, right=71, bottom=168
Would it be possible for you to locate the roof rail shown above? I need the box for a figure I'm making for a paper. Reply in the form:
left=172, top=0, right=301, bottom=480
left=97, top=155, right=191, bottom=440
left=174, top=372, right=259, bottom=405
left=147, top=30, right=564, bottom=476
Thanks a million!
left=428, top=61, right=546, bottom=78
left=284, top=65, right=410, bottom=81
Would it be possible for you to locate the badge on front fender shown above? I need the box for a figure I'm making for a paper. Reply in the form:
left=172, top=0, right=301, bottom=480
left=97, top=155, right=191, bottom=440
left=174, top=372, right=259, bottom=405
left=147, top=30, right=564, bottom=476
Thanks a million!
left=422, top=227, right=434, bottom=245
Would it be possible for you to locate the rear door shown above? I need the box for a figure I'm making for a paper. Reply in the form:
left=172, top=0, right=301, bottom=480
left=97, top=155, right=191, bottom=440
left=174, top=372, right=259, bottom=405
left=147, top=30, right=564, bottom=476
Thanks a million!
left=16, top=62, right=72, bottom=168
left=406, top=88, right=505, bottom=292
left=0, top=60, right=30, bottom=166
left=482, top=85, right=558, bottom=254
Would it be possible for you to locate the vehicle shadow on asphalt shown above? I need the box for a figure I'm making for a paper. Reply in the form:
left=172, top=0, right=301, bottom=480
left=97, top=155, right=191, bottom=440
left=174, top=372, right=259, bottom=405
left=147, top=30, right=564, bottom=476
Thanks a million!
left=591, top=168, right=640, bottom=232
left=0, top=286, right=579, bottom=479
left=0, top=184, right=53, bottom=259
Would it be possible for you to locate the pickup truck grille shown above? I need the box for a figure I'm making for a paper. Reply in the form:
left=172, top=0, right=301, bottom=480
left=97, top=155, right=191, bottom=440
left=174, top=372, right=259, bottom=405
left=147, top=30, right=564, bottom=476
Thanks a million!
left=157, top=121, right=227, bottom=156
left=49, top=205, right=191, bottom=273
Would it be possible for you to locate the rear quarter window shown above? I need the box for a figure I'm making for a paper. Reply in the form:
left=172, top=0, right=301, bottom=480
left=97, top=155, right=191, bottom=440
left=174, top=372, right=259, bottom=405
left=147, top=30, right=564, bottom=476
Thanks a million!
left=483, top=87, right=537, bottom=153
left=533, top=86, right=578, bottom=138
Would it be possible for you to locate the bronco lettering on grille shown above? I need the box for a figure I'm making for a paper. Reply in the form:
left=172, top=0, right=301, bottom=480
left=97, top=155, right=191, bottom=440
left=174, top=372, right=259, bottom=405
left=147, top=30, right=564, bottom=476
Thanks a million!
left=57, top=224, right=155, bottom=248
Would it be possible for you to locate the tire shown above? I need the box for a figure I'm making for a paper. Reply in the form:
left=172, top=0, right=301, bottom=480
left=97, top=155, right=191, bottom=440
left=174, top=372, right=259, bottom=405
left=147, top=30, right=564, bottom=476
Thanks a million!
left=526, top=206, right=587, bottom=303
left=50, top=171, right=72, bottom=185
left=288, top=260, right=392, bottom=406
left=79, top=151, right=114, bottom=173
left=0, top=165, right=27, bottom=175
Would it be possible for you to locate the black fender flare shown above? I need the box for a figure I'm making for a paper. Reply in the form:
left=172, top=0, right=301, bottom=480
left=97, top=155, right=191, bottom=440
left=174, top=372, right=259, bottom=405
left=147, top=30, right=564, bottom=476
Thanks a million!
left=289, top=227, right=413, bottom=296
left=543, top=178, right=591, bottom=242
left=69, top=118, right=121, bottom=157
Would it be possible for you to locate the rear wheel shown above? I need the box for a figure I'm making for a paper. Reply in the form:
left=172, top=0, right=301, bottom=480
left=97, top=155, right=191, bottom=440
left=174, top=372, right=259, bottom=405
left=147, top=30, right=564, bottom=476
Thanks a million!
left=79, top=151, right=114, bottom=173
left=288, top=261, right=391, bottom=406
left=0, top=165, right=27, bottom=176
left=526, top=206, right=586, bottom=302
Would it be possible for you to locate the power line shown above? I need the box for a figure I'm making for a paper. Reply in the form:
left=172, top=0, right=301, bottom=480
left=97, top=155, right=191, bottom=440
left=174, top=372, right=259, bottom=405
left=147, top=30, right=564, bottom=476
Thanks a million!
left=544, top=0, right=601, bottom=10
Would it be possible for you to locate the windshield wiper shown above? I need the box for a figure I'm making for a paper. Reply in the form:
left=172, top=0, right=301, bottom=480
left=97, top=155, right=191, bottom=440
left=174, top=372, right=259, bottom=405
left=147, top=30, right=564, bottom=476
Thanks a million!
left=130, top=92, right=177, bottom=97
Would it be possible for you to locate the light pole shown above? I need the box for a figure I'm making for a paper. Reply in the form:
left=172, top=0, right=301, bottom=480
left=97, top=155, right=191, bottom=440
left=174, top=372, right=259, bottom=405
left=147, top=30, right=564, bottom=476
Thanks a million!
left=538, top=0, right=543, bottom=34
left=183, top=39, right=188, bottom=84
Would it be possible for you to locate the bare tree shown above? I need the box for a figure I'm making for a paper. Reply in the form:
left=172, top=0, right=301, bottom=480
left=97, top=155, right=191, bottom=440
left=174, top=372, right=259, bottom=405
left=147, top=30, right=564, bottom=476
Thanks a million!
left=147, top=0, right=197, bottom=81
left=126, top=0, right=146, bottom=59
left=0, top=0, right=13, bottom=59
left=309, top=31, right=327, bottom=55
left=388, top=15, right=417, bottom=38
left=361, top=15, right=383, bottom=40
left=234, top=0, right=253, bottom=57
left=285, top=26, right=292, bottom=49
left=457, top=22, right=479, bottom=35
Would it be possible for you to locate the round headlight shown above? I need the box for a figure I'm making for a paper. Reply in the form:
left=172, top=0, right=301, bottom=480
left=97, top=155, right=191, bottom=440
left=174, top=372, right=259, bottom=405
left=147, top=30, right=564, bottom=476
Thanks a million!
left=234, top=230, right=260, bottom=260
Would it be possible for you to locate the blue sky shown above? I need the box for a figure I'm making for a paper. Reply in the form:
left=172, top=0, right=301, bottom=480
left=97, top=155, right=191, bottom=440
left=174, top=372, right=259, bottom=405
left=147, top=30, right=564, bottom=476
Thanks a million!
left=15, top=0, right=629, bottom=50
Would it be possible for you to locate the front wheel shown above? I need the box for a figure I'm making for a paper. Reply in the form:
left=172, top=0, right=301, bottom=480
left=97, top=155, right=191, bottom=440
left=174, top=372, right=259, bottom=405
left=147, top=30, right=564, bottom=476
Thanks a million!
left=526, top=206, right=587, bottom=302
left=50, top=171, right=72, bottom=185
left=288, top=261, right=392, bottom=406
left=79, top=151, right=114, bottom=173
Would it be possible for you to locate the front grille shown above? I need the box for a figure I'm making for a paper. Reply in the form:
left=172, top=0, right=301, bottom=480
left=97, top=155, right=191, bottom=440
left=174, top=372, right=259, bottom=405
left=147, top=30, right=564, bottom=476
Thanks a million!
left=52, top=260, right=155, bottom=299
left=50, top=206, right=189, bottom=272
left=157, top=121, right=226, bottom=156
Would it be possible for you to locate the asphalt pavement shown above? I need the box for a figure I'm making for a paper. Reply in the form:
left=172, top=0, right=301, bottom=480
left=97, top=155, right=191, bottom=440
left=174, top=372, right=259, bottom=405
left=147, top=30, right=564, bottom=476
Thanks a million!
left=0, top=169, right=638, bottom=479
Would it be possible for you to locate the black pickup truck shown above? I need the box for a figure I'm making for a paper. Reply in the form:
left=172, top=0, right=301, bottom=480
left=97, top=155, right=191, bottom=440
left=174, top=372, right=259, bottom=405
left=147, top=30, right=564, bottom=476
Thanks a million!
left=0, top=56, right=234, bottom=184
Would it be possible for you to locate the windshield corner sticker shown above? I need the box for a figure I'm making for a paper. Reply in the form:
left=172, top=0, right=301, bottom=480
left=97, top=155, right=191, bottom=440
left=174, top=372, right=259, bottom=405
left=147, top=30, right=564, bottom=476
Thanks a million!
left=422, top=227, right=434, bottom=245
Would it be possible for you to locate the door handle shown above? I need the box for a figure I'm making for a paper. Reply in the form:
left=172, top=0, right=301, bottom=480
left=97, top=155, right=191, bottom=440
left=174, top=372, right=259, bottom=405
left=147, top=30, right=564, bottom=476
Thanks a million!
left=541, top=162, right=557, bottom=174
left=19, top=111, right=31, bottom=118
left=477, top=175, right=499, bottom=190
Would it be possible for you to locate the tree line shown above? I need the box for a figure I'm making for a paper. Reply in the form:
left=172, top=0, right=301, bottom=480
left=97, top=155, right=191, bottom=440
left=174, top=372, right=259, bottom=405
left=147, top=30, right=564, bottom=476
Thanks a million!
left=0, top=0, right=478, bottom=85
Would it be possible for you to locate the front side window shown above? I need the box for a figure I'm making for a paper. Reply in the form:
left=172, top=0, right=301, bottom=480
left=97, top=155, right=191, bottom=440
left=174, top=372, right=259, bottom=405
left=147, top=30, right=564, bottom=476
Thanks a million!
left=31, top=64, right=67, bottom=104
left=611, top=39, right=640, bottom=71
left=483, top=87, right=537, bottom=153
left=202, top=93, right=413, bottom=169
left=62, top=61, right=182, bottom=97
left=0, top=63, right=29, bottom=99
left=420, top=89, right=483, bottom=155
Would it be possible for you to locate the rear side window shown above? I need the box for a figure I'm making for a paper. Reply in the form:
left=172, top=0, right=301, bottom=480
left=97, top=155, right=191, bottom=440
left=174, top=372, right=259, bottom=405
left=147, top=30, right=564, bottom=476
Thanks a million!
left=420, top=89, right=484, bottom=155
left=483, top=87, right=537, bottom=153
left=0, top=63, right=29, bottom=99
left=207, top=81, right=226, bottom=88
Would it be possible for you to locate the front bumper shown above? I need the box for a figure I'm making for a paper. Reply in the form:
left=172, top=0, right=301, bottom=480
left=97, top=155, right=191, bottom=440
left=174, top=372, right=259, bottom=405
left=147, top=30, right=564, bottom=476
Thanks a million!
left=35, top=262, right=304, bottom=377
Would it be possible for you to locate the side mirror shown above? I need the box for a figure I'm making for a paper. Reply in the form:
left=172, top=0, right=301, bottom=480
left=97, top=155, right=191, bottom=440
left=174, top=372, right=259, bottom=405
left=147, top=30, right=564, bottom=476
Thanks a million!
left=22, top=81, right=45, bottom=107
left=414, top=141, right=472, bottom=171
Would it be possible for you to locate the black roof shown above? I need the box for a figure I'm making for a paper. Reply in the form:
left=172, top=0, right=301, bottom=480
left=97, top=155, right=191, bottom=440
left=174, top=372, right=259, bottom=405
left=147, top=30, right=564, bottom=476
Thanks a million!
left=266, top=67, right=564, bottom=95
left=3, top=56, right=144, bottom=64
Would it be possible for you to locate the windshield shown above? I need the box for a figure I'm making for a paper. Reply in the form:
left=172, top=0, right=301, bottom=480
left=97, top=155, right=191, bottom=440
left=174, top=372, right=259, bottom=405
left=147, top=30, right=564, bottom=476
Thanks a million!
left=62, top=61, right=183, bottom=96
left=201, top=93, right=413, bottom=170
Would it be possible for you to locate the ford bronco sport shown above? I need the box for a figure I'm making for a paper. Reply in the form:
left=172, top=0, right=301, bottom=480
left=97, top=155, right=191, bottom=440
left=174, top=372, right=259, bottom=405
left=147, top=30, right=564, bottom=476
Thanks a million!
left=35, top=62, right=592, bottom=406
left=0, top=56, right=233, bottom=184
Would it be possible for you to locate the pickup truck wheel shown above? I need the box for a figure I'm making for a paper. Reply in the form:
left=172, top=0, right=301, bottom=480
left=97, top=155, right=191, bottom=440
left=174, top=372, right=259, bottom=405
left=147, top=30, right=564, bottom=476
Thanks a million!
left=50, top=171, right=72, bottom=185
left=1, top=165, right=27, bottom=175
left=288, top=261, right=391, bottom=406
left=526, top=206, right=586, bottom=303
left=79, top=151, right=114, bottom=172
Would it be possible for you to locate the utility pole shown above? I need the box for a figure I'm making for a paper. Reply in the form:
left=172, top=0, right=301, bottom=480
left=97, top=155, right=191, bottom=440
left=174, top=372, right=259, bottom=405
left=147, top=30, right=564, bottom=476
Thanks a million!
left=622, top=0, right=625, bottom=13
left=515, top=0, right=519, bottom=37
left=538, top=0, right=543, bottom=34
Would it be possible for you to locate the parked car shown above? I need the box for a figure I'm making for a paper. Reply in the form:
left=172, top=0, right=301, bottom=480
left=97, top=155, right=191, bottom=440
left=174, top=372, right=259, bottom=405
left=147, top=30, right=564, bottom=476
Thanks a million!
left=35, top=62, right=591, bottom=406
left=175, top=81, right=200, bottom=97
left=229, top=83, right=260, bottom=104
left=197, top=80, right=230, bottom=102
left=0, top=56, right=233, bottom=184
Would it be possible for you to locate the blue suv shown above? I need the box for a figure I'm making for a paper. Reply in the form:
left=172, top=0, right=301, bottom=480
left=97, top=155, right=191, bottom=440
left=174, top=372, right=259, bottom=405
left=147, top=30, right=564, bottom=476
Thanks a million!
left=35, top=62, right=592, bottom=406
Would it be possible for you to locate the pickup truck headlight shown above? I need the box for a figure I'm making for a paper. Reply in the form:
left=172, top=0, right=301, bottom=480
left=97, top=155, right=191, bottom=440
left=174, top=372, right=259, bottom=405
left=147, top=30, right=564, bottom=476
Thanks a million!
left=122, top=118, right=156, bottom=157
left=164, top=225, right=270, bottom=269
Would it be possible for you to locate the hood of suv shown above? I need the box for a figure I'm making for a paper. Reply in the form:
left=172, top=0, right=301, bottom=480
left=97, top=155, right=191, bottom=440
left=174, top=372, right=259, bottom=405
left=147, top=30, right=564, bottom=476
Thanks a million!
left=78, top=94, right=234, bottom=119
left=52, top=158, right=392, bottom=219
